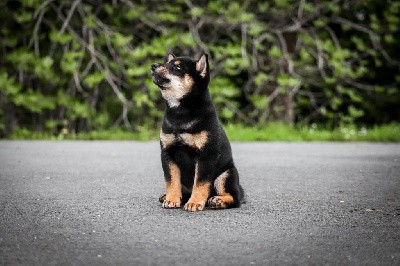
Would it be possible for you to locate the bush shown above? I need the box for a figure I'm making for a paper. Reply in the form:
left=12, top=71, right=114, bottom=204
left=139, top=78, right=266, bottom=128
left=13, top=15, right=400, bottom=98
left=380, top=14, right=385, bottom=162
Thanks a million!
left=0, top=0, right=399, bottom=137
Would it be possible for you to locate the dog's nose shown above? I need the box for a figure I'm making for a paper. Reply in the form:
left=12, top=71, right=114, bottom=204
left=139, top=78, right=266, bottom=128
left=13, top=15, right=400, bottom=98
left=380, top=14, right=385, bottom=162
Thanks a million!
left=151, top=63, right=161, bottom=71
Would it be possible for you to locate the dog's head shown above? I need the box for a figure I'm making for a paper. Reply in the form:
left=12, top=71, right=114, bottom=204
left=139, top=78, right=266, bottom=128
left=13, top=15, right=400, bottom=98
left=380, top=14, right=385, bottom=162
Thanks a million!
left=151, top=53, right=209, bottom=108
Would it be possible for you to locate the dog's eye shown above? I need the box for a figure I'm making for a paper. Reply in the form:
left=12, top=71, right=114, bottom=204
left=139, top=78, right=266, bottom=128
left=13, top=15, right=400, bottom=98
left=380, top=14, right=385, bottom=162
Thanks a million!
left=174, top=65, right=181, bottom=70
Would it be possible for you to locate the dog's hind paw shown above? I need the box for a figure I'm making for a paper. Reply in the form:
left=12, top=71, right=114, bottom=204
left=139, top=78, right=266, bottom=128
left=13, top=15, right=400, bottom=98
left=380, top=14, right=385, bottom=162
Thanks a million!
left=208, top=195, right=234, bottom=209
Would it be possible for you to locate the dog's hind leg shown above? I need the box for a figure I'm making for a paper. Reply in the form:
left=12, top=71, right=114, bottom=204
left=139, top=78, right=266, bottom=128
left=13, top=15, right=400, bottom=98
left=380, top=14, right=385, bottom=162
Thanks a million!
left=208, top=167, right=243, bottom=209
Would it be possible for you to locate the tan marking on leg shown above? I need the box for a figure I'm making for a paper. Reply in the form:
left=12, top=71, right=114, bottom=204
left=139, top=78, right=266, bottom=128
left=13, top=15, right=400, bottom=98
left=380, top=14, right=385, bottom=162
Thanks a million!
left=214, top=170, right=229, bottom=195
left=179, top=131, right=208, bottom=150
left=163, top=162, right=182, bottom=208
left=160, top=130, right=175, bottom=149
left=184, top=162, right=211, bottom=212
left=209, top=170, right=234, bottom=209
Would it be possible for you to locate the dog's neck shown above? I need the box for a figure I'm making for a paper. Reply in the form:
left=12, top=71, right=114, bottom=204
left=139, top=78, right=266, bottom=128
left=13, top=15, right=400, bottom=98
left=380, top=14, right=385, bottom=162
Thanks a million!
left=165, top=88, right=212, bottom=111
left=164, top=88, right=215, bottom=124
left=166, top=99, right=181, bottom=108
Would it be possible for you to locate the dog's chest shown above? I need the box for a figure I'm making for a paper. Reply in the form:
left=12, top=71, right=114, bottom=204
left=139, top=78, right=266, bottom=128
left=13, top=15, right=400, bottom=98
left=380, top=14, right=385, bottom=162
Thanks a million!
left=160, top=130, right=208, bottom=150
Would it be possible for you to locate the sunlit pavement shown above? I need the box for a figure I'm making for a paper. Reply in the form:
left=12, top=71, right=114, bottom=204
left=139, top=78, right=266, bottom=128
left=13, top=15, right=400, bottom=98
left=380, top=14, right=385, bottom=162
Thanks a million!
left=1, top=141, right=399, bottom=265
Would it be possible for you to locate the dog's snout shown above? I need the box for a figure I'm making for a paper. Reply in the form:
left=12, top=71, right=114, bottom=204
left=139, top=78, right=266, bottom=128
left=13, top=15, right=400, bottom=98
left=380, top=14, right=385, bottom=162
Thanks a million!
left=151, top=63, right=161, bottom=71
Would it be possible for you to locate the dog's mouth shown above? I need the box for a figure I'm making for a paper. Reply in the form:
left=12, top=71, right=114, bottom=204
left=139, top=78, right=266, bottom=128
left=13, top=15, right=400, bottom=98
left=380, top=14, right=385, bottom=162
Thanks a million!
left=152, top=73, right=170, bottom=89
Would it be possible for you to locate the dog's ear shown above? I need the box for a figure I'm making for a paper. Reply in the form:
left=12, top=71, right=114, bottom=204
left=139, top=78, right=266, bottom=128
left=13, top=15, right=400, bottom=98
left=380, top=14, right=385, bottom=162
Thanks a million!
left=166, top=53, right=175, bottom=63
left=196, top=54, right=209, bottom=78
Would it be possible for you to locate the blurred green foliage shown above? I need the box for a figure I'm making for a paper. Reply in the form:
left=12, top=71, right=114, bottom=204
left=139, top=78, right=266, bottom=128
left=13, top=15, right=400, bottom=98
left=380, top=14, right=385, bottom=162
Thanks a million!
left=0, top=0, right=399, bottom=138
left=9, top=123, right=400, bottom=142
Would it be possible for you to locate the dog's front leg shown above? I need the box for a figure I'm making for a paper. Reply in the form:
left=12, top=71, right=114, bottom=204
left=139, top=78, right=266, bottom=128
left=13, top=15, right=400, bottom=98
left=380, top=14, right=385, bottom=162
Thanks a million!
left=184, top=160, right=212, bottom=212
left=160, top=149, right=182, bottom=208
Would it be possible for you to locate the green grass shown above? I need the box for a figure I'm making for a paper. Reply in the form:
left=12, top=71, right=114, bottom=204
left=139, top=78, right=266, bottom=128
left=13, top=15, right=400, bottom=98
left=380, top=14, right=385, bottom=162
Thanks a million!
left=224, top=123, right=400, bottom=142
left=7, top=123, right=400, bottom=142
left=9, top=128, right=158, bottom=141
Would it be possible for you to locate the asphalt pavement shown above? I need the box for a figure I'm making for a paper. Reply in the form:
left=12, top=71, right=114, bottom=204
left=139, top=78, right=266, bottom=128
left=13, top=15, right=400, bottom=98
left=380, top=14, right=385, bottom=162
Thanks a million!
left=0, top=141, right=399, bottom=265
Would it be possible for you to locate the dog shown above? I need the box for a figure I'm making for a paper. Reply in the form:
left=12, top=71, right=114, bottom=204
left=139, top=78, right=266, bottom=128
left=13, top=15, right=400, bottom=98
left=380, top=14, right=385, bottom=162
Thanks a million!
left=151, top=53, right=244, bottom=211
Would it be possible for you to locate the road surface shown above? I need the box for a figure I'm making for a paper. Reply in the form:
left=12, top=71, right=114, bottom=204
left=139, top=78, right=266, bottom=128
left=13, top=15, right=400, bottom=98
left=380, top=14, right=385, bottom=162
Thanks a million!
left=0, top=141, right=399, bottom=265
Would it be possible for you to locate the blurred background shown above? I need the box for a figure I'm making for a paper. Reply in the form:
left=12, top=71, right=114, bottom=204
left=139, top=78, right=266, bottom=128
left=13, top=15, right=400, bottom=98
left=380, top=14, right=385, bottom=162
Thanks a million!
left=0, top=0, right=399, bottom=140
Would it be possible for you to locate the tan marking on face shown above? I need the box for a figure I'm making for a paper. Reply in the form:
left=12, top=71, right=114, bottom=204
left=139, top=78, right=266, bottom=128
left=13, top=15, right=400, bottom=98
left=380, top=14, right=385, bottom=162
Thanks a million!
left=184, top=162, right=211, bottom=211
left=160, top=74, right=194, bottom=108
left=163, top=162, right=182, bottom=208
left=160, top=130, right=175, bottom=149
left=179, top=131, right=208, bottom=150
left=156, top=66, right=168, bottom=75
left=182, top=74, right=194, bottom=92
left=214, top=170, right=229, bottom=195
left=174, top=60, right=181, bottom=65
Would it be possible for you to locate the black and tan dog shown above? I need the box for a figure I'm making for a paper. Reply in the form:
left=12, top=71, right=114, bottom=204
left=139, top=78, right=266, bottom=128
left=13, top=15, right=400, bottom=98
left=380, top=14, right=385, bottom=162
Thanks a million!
left=151, top=53, right=244, bottom=211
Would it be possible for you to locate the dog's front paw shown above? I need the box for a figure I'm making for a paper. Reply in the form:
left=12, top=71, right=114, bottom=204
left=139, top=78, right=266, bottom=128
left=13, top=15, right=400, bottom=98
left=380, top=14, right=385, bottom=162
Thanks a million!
left=184, top=201, right=205, bottom=212
left=162, top=198, right=181, bottom=208
left=160, top=194, right=181, bottom=208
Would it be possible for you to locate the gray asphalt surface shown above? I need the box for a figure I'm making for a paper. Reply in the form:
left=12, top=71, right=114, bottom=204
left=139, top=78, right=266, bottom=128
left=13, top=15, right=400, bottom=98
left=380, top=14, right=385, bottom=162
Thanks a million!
left=0, top=141, right=399, bottom=265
